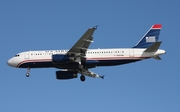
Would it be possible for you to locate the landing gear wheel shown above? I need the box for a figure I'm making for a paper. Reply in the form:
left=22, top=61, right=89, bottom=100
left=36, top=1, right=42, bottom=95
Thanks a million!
left=26, top=73, right=30, bottom=77
left=80, top=75, right=85, bottom=82
left=26, top=68, right=30, bottom=77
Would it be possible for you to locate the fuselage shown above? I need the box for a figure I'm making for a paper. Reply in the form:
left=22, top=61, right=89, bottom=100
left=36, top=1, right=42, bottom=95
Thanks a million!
left=7, top=48, right=166, bottom=69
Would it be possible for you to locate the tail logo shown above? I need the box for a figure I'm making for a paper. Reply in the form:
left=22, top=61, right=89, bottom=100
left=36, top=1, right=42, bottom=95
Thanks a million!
left=133, top=24, right=162, bottom=48
left=146, top=36, right=156, bottom=42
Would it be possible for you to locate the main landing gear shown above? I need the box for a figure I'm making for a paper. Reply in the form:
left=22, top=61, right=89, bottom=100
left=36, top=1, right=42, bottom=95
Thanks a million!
left=80, top=75, right=85, bottom=82
left=26, top=68, right=30, bottom=77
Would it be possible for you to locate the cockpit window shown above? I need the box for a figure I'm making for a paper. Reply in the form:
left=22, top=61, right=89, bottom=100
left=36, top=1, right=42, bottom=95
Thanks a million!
left=15, top=54, right=20, bottom=57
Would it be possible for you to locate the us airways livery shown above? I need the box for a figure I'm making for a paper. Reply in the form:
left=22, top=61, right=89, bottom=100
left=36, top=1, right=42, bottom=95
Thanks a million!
left=7, top=24, right=166, bottom=82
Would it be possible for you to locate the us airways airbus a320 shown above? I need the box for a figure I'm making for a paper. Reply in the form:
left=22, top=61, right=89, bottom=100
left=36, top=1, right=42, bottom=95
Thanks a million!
left=7, top=24, right=166, bottom=82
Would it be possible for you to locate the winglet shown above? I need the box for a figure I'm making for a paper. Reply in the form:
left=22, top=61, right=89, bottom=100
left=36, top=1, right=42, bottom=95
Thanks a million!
left=100, top=75, right=105, bottom=79
left=93, top=25, right=98, bottom=30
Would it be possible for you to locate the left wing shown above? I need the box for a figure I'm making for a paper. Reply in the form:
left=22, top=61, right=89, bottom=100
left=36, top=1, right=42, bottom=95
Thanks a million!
left=67, top=68, right=104, bottom=79
left=79, top=68, right=104, bottom=79
left=67, top=26, right=97, bottom=58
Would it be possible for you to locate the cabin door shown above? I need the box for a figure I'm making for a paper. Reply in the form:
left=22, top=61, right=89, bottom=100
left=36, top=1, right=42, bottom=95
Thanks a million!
left=24, top=52, right=30, bottom=59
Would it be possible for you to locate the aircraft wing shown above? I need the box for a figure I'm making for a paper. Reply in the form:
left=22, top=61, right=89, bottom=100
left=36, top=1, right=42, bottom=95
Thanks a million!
left=67, top=26, right=97, bottom=58
left=79, top=68, right=104, bottom=79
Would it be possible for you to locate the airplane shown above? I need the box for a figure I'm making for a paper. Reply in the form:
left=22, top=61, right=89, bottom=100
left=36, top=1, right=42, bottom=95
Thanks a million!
left=7, top=24, right=166, bottom=82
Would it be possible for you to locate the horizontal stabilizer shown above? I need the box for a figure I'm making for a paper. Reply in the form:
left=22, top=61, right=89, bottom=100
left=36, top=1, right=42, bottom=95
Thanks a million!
left=144, top=41, right=162, bottom=52
left=153, top=55, right=162, bottom=60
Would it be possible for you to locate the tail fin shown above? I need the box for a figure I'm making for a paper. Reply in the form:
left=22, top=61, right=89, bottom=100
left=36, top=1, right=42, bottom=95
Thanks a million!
left=133, top=24, right=162, bottom=48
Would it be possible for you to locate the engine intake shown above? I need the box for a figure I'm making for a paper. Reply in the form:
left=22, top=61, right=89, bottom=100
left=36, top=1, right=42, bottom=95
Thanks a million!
left=56, top=71, right=78, bottom=80
left=52, top=54, right=74, bottom=64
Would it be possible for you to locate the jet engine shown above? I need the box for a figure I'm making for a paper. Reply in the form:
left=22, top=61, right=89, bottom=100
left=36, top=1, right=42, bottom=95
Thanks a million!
left=52, top=54, right=75, bottom=64
left=56, top=71, right=78, bottom=80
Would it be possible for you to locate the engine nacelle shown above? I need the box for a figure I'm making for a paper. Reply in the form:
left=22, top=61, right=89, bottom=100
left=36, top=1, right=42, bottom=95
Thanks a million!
left=52, top=54, right=74, bottom=64
left=56, top=71, right=78, bottom=80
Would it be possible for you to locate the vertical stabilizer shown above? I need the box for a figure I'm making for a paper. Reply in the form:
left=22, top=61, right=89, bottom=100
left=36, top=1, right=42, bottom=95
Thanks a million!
left=133, top=24, right=162, bottom=48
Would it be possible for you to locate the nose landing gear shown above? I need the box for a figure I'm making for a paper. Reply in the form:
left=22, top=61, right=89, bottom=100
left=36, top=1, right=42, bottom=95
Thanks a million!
left=26, top=68, right=30, bottom=77
left=26, top=73, right=30, bottom=77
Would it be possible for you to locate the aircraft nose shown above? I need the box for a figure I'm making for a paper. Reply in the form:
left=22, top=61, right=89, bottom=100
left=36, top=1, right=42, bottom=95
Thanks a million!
left=7, top=58, right=16, bottom=67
